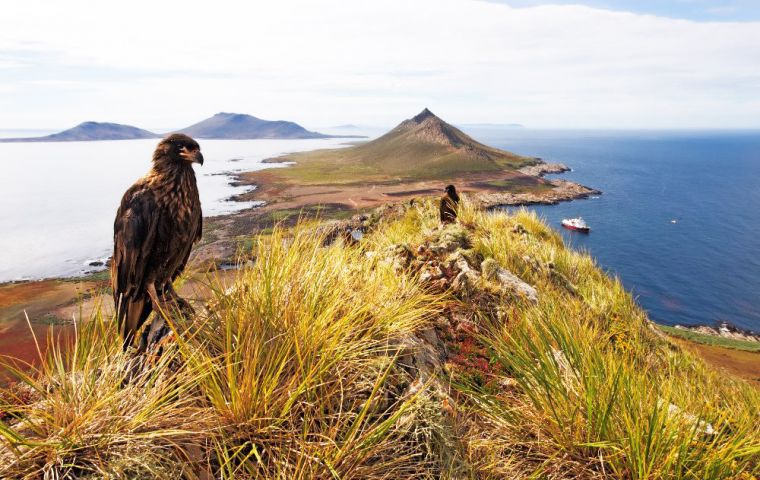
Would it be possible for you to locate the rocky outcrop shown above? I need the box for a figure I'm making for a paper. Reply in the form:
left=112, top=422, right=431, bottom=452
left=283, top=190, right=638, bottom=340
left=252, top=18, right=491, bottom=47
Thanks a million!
left=481, top=258, right=538, bottom=303
left=518, top=162, right=570, bottom=177
left=674, top=323, right=760, bottom=343
left=369, top=218, right=539, bottom=368
left=365, top=219, right=540, bottom=473
left=474, top=179, right=601, bottom=208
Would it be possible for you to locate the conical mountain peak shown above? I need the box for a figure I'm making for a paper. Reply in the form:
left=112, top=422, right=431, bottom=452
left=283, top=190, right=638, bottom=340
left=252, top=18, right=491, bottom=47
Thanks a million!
left=412, top=108, right=437, bottom=123
left=259, top=108, right=534, bottom=180
left=392, top=108, right=469, bottom=147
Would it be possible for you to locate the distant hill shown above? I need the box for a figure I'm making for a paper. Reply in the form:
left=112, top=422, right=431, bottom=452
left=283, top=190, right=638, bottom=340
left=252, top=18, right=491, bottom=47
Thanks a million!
left=176, top=113, right=334, bottom=139
left=0, top=114, right=365, bottom=143
left=0, top=122, right=159, bottom=142
left=276, top=108, right=537, bottom=181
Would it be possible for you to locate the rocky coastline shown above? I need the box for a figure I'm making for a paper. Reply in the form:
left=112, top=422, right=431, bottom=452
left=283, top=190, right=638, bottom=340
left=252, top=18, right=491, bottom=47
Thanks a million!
left=517, top=162, right=572, bottom=177
left=469, top=161, right=601, bottom=208
left=673, top=322, right=760, bottom=343
left=474, top=177, right=601, bottom=209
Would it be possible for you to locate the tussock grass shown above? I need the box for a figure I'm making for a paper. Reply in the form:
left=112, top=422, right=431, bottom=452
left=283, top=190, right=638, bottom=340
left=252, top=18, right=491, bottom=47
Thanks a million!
left=1, top=199, right=758, bottom=479
left=0, top=314, right=209, bottom=478
left=182, top=225, right=442, bottom=478
left=1, top=222, right=443, bottom=479
left=456, top=201, right=760, bottom=479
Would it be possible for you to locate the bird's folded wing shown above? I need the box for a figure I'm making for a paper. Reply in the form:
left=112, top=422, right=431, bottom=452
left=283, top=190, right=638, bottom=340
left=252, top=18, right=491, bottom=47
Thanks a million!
left=112, top=188, right=159, bottom=299
left=172, top=214, right=202, bottom=282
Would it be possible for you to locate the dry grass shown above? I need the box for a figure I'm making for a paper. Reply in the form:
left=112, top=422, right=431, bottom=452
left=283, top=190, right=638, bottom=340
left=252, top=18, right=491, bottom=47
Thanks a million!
left=456, top=202, right=760, bottom=479
left=1, top=200, right=758, bottom=479
left=1, top=222, right=444, bottom=479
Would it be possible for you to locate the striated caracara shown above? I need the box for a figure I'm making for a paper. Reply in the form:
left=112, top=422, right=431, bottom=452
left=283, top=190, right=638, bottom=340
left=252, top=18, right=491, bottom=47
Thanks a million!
left=439, top=184, right=459, bottom=224
left=112, top=133, right=204, bottom=351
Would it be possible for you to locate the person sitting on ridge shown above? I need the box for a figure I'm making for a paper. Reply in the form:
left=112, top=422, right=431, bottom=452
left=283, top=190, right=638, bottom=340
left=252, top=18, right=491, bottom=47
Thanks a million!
left=439, top=184, right=460, bottom=224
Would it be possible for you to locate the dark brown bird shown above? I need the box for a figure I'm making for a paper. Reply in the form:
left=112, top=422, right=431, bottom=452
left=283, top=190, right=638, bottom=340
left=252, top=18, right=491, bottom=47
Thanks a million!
left=112, top=134, right=204, bottom=351
left=439, top=184, right=459, bottom=224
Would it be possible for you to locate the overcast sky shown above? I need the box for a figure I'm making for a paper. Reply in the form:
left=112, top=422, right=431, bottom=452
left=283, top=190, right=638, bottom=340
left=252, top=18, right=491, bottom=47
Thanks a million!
left=1, top=0, right=759, bottom=130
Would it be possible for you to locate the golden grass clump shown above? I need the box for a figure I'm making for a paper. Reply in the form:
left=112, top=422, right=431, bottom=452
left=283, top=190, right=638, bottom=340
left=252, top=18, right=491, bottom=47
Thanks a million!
left=181, top=224, right=443, bottom=478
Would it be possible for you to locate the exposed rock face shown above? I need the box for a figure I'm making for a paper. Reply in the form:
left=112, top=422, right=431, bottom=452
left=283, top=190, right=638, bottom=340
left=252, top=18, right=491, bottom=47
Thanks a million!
left=481, top=258, right=538, bottom=304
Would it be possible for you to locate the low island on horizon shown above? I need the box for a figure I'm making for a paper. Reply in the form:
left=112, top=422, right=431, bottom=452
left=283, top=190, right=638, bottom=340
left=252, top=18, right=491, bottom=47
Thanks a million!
left=0, top=112, right=365, bottom=142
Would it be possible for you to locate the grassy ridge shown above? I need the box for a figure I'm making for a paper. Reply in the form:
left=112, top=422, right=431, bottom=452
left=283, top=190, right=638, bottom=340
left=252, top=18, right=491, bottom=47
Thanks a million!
left=0, top=200, right=758, bottom=478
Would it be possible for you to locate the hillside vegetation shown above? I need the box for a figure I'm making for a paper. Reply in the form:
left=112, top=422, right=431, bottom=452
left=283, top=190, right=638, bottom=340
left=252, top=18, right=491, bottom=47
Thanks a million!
left=1, top=199, right=758, bottom=479
left=272, top=109, right=539, bottom=183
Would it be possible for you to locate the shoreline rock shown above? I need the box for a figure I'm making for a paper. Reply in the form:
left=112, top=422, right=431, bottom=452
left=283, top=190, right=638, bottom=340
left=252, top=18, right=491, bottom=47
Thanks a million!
left=517, top=162, right=571, bottom=177
left=673, top=322, right=760, bottom=343
left=474, top=178, right=601, bottom=209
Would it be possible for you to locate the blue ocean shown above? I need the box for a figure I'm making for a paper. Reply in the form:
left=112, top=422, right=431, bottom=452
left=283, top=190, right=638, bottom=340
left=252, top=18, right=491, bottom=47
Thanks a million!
left=464, top=128, right=760, bottom=332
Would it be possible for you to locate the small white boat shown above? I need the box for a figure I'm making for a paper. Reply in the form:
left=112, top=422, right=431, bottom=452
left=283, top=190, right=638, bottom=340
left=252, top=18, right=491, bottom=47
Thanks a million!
left=561, top=217, right=590, bottom=232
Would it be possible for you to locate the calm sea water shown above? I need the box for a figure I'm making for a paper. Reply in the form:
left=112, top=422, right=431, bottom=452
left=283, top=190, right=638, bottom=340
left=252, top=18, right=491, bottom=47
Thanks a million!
left=0, top=136, right=350, bottom=282
left=463, top=127, right=760, bottom=332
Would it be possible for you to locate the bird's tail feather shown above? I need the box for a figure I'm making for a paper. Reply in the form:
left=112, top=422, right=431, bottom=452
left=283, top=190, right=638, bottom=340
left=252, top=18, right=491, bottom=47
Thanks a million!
left=116, top=295, right=152, bottom=351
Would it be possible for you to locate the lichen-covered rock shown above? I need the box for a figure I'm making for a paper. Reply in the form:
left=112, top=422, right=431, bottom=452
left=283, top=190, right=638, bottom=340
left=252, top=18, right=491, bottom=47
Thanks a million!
left=481, top=258, right=538, bottom=303
left=317, top=220, right=359, bottom=246
left=445, top=249, right=482, bottom=293
left=427, top=224, right=471, bottom=255
left=438, top=224, right=471, bottom=250
left=546, top=262, right=579, bottom=296
left=419, top=263, right=445, bottom=283
left=521, top=255, right=542, bottom=273
left=658, top=400, right=716, bottom=436
left=382, top=243, right=415, bottom=272
left=398, top=327, right=447, bottom=381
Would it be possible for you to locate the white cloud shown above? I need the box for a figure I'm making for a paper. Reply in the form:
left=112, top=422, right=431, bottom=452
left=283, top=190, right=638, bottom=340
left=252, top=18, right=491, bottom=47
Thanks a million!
left=1, top=0, right=759, bottom=129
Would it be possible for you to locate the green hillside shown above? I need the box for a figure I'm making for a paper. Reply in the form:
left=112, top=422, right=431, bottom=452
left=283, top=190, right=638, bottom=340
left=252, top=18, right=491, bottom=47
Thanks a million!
left=273, top=109, right=539, bottom=183
left=1, top=199, right=758, bottom=478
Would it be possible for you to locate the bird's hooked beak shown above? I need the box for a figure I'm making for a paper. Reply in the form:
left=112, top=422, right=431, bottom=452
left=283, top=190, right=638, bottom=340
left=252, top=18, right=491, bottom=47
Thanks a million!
left=180, top=147, right=204, bottom=165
